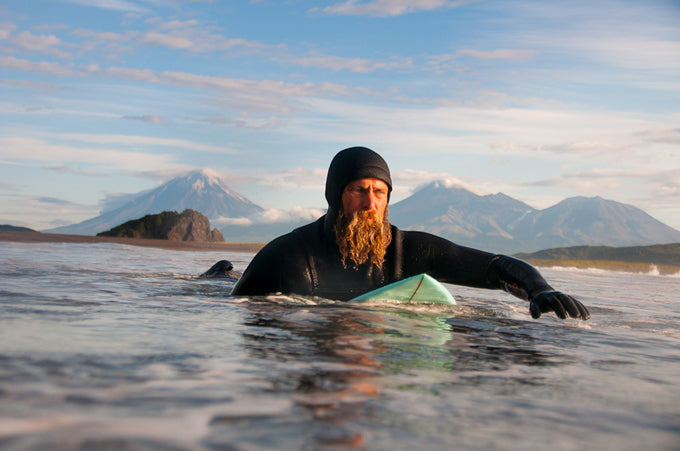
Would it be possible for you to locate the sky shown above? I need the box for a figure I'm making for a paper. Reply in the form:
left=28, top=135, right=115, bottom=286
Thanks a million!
left=1, top=0, right=679, bottom=232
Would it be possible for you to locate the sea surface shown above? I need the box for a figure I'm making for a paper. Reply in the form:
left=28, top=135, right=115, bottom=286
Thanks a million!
left=1, top=241, right=679, bottom=450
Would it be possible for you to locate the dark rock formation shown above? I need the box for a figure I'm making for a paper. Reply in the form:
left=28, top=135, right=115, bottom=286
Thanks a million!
left=0, top=224, right=37, bottom=232
left=97, top=209, right=225, bottom=242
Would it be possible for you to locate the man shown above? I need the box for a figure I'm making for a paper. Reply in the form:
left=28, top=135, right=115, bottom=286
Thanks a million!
left=232, top=147, right=590, bottom=320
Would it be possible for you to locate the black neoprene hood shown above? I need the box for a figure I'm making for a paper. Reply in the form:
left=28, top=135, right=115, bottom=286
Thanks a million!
left=324, top=146, right=393, bottom=212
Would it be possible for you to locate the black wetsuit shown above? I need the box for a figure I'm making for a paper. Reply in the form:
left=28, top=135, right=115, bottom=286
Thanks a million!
left=231, top=146, right=590, bottom=320
left=232, top=215, right=550, bottom=302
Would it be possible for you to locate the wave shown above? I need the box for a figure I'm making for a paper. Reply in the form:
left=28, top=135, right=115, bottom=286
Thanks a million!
left=539, top=264, right=680, bottom=278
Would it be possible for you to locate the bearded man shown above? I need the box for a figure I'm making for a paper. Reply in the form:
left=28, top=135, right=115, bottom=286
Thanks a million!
left=232, top=147, right=590, bottom=320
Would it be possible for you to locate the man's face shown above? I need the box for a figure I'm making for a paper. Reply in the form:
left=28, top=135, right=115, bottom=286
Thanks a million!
left=341, top=178, right=389, bottom=221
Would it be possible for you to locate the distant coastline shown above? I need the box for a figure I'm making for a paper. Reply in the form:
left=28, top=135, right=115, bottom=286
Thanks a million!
left=0, top=230, right=264, bottom=253
left=2, top=229, right=679, bottom=275
left=525, top=259, right=680, bottom=276
left=516, top=243, right=680, bottom=275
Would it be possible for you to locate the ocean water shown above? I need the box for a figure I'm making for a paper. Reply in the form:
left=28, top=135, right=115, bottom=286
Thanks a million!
left=0, top=241, right=679, bottom=450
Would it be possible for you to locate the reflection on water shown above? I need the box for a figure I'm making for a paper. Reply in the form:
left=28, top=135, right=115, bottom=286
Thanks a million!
left=1, top=243, right=679, bottom=450
left=209, top=298, right=586, bottom=449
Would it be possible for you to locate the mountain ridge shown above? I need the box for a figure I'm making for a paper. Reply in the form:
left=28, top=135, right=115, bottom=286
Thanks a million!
left=388, top=182, right=680, bottom=253
left=47, top=169, right=263, bottom=236
left=44, top=171, right=680, bottom=253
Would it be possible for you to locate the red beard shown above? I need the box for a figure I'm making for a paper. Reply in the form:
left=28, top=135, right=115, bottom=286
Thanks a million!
left=335, top=208, right=392, bottom=269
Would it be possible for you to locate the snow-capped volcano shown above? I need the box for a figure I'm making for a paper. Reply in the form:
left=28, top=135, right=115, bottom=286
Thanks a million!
left=137, top=169, right=262, bottom=219
left=389, top=180, right=680, bottom=253
left=47, top=169, right=263, bottom=235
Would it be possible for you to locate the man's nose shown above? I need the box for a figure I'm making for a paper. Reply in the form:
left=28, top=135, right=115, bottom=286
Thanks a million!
left=361, top=192, right=379, bottom=210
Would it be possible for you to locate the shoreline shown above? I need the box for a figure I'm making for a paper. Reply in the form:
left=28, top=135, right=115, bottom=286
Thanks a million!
left=3, top=231, right=678, bottom=274
left=0, top=230, right=264, bottom=253
left=527, top=259, right=680, bottom=276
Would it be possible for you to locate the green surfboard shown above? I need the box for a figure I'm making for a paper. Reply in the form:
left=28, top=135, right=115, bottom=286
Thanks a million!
left=349, top=273, right=456, bottom=305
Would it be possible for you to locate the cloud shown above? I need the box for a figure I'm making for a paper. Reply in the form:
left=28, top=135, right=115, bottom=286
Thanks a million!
left=290, top=52, right=412, bottom=73
left=0, top=181, right=21, bottom=192
left=0, top=194, right=98, bottom=230
left=508, top=3, right=680, bottom=73
left=0, top=136, right=179, bottom=171
left=71, top=29, right=136, bottom=42
left=518, top=167, right=680, bottom=200
left=10, top=31, right=71, bottom=59
left=192, top=115, right=287, bottom=130
left=55, top=132, right=236, bottom=153
left=88, top=67, right=362, bottom=115
left=68, top=28, right=138, bottom=61
left=423, top=48, right=538, bottom=74
left=265, top=167, right=328, bottom=191
left=76, top=17, right=402, bottom=73
left=215, top=217, right=252, bottom=226
left=100, top=190, right=149, bottom=212
left=154, top=19, right=200, bottom=30
left=539, top=141, right=628, bottom=155
left=215, top=206, right=326, bottom=225
left=42, top=165, right=107, bottom=177
left=558, top=35, right=680, bottom=72
left=0, top=56, right=73, bottom=77
left=136, top=19, right=262, bottom=53
left=254, top=206, right=326, bottom=224
left=0, top=22, right=16, bottom=40
left=530, top=169, right=680, bottom=222
left=121, top=114, right=162, bottom=123
left=140, top=31, right=193, bottom=49
left=34, top=196, right=75, bottom=205
left=456, top=49, right=538, bottom=61
left=61, top=0, right=150, bottom=14
left=0, top=78, right=70, bottom=94
left=637, top=128, right=680, bottom=144
left=316, top=0, right=476, bottom=17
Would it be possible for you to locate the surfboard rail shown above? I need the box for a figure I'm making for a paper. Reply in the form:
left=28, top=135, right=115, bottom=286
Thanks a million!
left=349, top=273, right=456, bottom=304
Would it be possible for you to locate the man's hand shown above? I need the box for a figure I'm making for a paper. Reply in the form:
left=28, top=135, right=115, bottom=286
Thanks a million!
left=530, top=290, right=590, bottom=320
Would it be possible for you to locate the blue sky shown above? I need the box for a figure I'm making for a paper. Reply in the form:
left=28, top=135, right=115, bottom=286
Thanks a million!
left=1, top=0, right=679, bottom=232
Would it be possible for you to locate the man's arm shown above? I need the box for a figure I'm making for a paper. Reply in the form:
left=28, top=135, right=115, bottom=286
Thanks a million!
left=485, top=255, right=590, bottom=320
left=401, top=231, right=590, bottom=320
left=231, top=234, right=313, bottom=297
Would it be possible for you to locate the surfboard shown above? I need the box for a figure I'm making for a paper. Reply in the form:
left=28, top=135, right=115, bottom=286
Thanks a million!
left=349, top=273, right=456, bottom=305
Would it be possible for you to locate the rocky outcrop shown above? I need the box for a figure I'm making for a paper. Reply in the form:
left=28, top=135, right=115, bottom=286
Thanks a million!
left=97, top=209, right=225, bottom=242
left=0, top=224, right=37, bottom=232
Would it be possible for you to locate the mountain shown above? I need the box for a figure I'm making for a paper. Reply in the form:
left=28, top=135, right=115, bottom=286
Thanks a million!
left=514, top=243, right=680, bottom=267
left=389, top=180, right=536, bottom=252
left=389, top=182, right=680, bottom=253
left=512, top=196, right=680, bottom=251
left=46, top=172, right=680, bottom=253
left=47, top=169, right=263, bottom=235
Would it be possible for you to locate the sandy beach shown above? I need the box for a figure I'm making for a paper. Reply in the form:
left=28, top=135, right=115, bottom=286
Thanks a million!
left=0, top=230, right=264, bottom=253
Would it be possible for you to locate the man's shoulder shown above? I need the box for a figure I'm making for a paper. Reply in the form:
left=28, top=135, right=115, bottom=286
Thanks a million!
left=291, top=216, right=325, bottom=240
left=398, top=228, right=456, bottom=247
left=259, top=216, right=324, bottom=253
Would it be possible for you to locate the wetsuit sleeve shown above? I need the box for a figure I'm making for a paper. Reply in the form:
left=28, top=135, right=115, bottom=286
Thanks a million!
left=400, top=231, right=496, bottom=288
left=486, top=255, right=590, bottom=319
left=401, top=232, right=590, bottom=320
left=231, top=234, right=313, bottom=297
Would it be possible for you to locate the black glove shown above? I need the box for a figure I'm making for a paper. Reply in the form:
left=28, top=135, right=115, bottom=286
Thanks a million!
left=530, top=290, right=590, bottom=320
left=487, top=255, right=591, bottom=321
